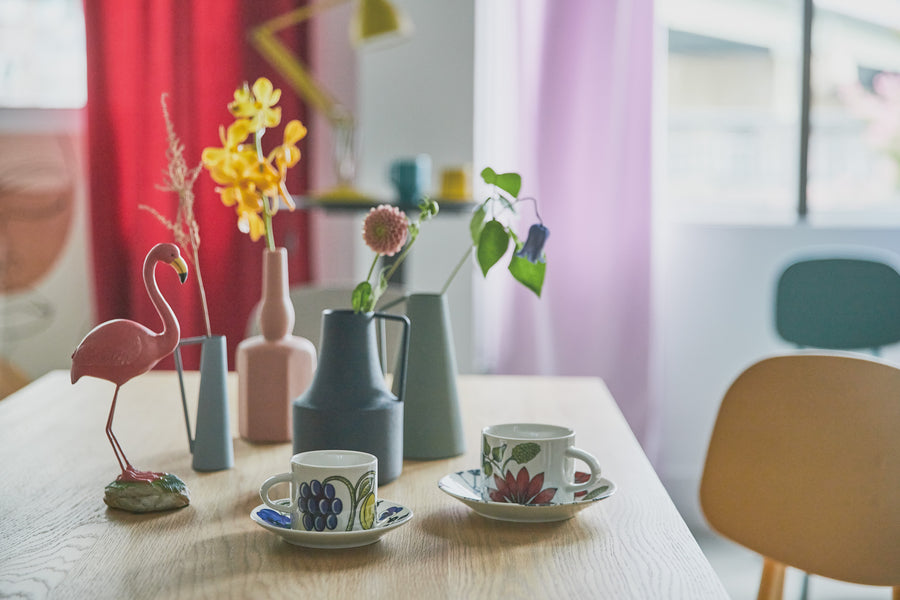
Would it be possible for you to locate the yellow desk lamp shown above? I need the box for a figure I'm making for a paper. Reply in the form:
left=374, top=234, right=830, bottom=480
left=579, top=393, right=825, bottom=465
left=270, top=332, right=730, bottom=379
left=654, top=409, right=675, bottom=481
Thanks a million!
left=249, top=0, right=412, bottom=202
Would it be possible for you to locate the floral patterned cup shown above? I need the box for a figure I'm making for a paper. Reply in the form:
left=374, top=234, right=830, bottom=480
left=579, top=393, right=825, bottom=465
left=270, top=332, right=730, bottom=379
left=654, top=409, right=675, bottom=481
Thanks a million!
left=260, top=450, right=377, bottom=532
left=481, top=423, right=602, bottom=505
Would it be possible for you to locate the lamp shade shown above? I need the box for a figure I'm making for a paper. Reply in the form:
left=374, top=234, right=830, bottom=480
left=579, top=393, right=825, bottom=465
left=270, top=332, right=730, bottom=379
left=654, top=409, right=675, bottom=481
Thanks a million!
left=350, top=0, right=412, bottom=47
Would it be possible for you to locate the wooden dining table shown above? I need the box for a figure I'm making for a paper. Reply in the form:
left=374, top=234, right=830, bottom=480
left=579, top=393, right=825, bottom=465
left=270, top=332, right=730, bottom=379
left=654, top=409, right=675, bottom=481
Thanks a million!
left=0, top=371, right=728, bottom=599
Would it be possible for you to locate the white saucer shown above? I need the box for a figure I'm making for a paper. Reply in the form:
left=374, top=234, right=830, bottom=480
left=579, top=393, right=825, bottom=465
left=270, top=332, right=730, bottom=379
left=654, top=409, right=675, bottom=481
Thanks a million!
left=438, top=469, right=616, bottom=523
left=250, top=499, right=413, bottom=549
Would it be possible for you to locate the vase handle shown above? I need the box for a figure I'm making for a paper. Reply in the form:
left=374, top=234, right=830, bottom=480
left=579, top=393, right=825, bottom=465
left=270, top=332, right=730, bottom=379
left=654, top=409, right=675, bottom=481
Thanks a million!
left=373, top=312, right=410, bottom=404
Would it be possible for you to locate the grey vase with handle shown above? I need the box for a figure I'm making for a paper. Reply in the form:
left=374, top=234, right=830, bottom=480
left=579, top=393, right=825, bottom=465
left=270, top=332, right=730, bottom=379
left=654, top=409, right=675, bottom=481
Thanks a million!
left=391, top=293, right=465, bottom=459
left=292, top=309, right=410, bottom=485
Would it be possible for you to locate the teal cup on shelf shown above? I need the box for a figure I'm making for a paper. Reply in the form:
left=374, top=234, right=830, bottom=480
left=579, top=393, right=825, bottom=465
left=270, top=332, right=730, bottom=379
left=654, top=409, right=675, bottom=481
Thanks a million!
left=390, top=154, right=431, bottom=209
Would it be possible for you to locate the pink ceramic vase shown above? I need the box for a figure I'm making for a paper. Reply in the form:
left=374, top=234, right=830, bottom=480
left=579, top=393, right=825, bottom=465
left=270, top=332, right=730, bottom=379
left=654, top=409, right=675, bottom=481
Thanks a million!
left=237, top=248, right=316, bottom=442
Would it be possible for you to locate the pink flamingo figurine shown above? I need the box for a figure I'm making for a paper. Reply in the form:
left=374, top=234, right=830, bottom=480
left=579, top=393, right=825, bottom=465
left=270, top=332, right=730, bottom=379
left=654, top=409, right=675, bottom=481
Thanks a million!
left=71, top=243, right=188, bottom=483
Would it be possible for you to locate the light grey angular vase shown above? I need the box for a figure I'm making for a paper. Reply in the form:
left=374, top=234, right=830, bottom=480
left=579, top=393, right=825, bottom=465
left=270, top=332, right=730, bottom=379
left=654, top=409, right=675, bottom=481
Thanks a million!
left=292, top=309, right=409, bottom=485
left=175, top=335, right=234, bottom=471
left=391, top=293, right=465, bottom=459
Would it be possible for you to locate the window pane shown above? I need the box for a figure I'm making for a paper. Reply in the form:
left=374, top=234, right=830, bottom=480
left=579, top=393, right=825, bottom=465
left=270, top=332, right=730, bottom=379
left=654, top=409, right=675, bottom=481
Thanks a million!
left=0, top=0, right=86, bottom=108
left=808, top=0, right=900, bottom=214
left=663, top=0, right=802, bottom=220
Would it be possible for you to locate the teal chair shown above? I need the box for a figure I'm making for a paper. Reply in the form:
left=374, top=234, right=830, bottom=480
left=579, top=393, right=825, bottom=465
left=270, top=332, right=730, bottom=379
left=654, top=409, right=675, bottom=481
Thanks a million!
left=775, top=257, right=900, bottom=355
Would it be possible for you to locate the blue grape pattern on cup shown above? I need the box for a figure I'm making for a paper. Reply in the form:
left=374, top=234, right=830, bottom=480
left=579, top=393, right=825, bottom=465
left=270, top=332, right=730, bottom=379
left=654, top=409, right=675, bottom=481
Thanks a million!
left=298, top=480, right=344, bottom=531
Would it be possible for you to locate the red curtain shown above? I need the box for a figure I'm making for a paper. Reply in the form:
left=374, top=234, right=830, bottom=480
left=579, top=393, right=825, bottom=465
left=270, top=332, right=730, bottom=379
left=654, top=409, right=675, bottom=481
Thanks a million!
left=84, top=0, right=311, bottom=369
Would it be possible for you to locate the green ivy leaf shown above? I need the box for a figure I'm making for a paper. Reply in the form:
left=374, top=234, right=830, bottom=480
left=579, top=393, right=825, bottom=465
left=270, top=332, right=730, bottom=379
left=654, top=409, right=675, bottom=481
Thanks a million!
left=483, top=437, right=491, bottom=457
left=351, top=281, right=373, bottom=313
left=480, top=167, right=522, bottom=198
left=476, top=220, right=510, bottom=276
left=508, top=254, right=546, bottom=297
left=496, top=195, right=516, bottom=214
left=470, top=204, right=487, bottom=243
left=511, top=442, right=541, bottom=465
left=482, top=462, right=493, bottom=477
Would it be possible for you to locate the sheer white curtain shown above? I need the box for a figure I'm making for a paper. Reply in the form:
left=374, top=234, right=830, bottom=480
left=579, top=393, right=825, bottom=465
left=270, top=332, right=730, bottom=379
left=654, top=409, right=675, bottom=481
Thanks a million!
left=475, top=0, right=656, bottom=449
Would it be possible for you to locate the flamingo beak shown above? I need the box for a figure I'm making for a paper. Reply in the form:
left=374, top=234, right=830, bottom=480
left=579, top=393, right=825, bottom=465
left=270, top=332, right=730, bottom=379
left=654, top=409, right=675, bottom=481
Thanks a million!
left=170, top=256, right=189, bottom=283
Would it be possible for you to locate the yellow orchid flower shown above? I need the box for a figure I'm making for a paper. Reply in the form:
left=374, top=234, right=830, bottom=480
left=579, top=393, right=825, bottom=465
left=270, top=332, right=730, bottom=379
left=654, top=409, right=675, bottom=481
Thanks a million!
left=217, top=181, right=251, bottom=208
left=201, top=120, right=255, bottom=183
left=245, top=160, right=281, bottom=197
left=237, top=208, right=267, bottom=242
left=228, top=77, right=282, bottom=132
left=202, top=77, right=305, bottom=250
left=264, top=119, right=306, bottom=211
left=268, top=119, right=307, bottom=174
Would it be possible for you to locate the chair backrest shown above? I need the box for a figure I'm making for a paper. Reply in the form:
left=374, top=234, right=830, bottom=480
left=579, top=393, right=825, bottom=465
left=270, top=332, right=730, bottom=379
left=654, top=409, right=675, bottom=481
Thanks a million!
left=245, top=284, right=406, bottom=363
left=775, top=257, right=900, bottom=351
left=700, top=353, right=900, bottom=587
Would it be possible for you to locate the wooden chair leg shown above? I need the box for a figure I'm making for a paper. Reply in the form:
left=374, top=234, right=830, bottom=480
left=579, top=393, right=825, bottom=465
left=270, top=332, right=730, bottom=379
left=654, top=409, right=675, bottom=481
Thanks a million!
left=757, top=557, right=786, bottom=600
left=893, top=585, right=899, bottom=600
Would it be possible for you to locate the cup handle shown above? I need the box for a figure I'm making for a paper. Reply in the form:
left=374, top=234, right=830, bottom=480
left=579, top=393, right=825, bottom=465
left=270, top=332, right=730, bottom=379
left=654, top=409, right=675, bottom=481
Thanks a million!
left=564, top=447, right=602, bottom=494
left=259, top=473, right=293, bottom=512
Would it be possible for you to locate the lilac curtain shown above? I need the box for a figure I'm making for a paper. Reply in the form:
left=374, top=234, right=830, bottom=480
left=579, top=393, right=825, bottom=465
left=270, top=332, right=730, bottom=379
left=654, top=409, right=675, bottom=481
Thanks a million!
left=486, top=1, right=656, bottom=449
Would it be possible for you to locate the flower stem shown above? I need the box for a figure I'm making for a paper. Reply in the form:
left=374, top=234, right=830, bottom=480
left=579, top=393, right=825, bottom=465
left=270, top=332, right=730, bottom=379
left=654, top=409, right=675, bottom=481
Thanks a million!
left=365, top=254, right=379, bottom=283
left=191, top=246, right=212, bottom=337
left=383, top=236, right=417, bottom=283
left=441, top=244, right=474, bottom=295
left=255, top=128, right=276, bottom=251
left=263, top=209, right=276, bottom=251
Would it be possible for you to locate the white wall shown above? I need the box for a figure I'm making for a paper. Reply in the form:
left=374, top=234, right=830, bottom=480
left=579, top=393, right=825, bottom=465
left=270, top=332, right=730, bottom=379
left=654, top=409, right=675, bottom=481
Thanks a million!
left=0, top=109, right=94, bottom=385
left=310, top=0, right=480, bottom=373
left=654, top=220, right=900, bottom=529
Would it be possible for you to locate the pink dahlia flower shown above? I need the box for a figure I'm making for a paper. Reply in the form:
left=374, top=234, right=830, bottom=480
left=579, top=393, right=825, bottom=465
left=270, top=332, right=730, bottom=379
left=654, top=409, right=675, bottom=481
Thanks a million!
left=363, top=205, right=408, bottom=256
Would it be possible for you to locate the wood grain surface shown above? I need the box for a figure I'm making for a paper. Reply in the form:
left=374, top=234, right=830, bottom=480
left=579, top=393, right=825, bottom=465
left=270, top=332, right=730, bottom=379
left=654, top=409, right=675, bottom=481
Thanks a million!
left=0, top=371, right=727, bottom=599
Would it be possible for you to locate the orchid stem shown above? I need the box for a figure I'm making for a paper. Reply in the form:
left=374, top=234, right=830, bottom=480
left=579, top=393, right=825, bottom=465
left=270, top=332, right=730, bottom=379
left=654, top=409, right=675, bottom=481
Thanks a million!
left=255, top=128, right=277, bottom=252
left=263, top=209, right=275, bottom=251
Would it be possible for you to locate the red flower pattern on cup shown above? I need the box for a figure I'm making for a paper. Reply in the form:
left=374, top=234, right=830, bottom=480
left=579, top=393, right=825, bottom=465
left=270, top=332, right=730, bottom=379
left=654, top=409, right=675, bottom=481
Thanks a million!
left=489, top=467, right=557, bottom=505
left=573, top=471, right=590, bottom=499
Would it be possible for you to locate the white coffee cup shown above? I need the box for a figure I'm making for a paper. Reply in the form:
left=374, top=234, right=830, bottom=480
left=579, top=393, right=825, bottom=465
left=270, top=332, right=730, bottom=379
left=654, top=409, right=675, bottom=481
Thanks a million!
left=481, top=423, right=602, bottom=504
left=259, top=450, right=378, bottom=532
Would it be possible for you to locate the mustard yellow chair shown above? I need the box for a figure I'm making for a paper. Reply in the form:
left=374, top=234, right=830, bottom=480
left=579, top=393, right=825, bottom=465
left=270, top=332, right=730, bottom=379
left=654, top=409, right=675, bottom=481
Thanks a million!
left=700, top=353, right=900, bottom=600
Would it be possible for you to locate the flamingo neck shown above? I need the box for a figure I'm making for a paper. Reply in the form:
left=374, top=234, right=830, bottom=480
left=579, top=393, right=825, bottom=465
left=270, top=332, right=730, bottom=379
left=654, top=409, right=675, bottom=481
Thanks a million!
left=144, top=256, right=180, bottom=354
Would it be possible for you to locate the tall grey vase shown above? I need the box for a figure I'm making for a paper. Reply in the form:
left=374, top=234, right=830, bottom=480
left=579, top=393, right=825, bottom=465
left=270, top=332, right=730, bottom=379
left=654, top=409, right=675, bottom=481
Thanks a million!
left=392, top=293, right=465, bottom=459
left=176, top=335, right=234, bottom=471
left=293, top=310, right=409, bottom=484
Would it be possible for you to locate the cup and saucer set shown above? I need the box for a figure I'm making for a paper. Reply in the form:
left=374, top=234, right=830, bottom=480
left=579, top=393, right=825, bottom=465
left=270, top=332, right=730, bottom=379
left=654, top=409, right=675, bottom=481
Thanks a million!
left=251, top=424, right=616, bottom=547
left=250, top=449, right=413, bottom=549
left=438, top=423, right=616, bottom=523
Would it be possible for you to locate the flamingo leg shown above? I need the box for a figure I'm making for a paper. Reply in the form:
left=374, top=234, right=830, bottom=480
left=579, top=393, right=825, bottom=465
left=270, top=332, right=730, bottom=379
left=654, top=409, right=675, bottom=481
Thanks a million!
left=106, top=385, right=133, bottom=476
left=106, top=385, right=163, bottom=483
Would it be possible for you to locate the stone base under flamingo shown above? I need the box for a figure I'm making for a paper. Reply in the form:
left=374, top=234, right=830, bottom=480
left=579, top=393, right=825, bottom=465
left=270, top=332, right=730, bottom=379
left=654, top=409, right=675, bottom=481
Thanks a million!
left=103, top=473, right=190, bottom=513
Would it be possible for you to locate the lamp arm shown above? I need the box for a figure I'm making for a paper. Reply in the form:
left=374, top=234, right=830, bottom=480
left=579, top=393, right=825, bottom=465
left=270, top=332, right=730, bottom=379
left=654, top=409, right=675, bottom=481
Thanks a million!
left=249, top=0, right=354, bottom=128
